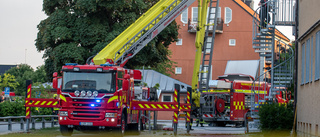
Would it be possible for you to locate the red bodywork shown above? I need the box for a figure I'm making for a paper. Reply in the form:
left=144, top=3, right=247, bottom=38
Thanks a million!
left=57, top=65, right=143, bottom=128
left=203, top=74, right=290, bottom=125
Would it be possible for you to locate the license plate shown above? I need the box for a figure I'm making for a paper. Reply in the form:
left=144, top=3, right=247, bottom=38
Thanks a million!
left=80, top=122, right=93, bottom=126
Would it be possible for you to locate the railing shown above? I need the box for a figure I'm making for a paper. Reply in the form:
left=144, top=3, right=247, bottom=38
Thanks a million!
left=274, top=0, right=296, bottom=26
left=250, top=39, right=294, bottom=110
left=0, top=115, right=58, bottom=131
left=187, top=18, right=223, bottom=33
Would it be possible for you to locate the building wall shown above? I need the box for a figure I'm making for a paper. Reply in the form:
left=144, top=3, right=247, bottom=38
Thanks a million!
left=169, top=0, right=260, bottom=85
left=298, top=0, right=320, bottom=35
left=297, top=0, right=320, bottom=135
left=297, top=26, right=320, bottom=136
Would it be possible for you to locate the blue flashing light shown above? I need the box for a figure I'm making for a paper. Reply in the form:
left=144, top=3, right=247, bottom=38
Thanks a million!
left=100, top=64, right=113, bottom=67
left=90, top=104, right=95, bottom=107
left=116, top=102, right=119, bottom=107
left=65, top=63, right=78, bottom=66
left=96, top=99, right=101, bottom=103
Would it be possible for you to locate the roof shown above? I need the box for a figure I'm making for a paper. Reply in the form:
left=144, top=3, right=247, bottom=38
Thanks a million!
left=139, top=69, right=190, bottom=93
left=233, top=0, right=290, bottom=42
left=0, top=65, right=17, bottom=75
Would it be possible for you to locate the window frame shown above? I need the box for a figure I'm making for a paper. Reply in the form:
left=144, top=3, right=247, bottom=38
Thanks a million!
left=176, top=38, right=182, bottom=45
left=306, top=38, right=310, bottom=83
left=181, top=8, right=188, bottom=24
left=225, top=7, right=232, bottom=24
left=229, top=39, right=236, bottom=46
left=316, top=31, right=320, bottom=81
left=175, top=67, right=182, bottom=74
left=191, top=7, right=198, bottom=23
left=311, top=36, right=313, bottom=82
left=161, top=94, right=173, bottom=102
left=301, top=42, right=305, bottom=85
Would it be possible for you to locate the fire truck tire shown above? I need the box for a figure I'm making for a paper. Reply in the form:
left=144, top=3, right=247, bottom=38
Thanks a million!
left=217, top=122, right=226, bottom=127
left=60, top=125, right=73, bottom=136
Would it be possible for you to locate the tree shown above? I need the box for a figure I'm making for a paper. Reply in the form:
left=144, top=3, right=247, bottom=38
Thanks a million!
left=5, top=64, right=48, bottom=96
left=0, top=73, right=19, bottom=91
left=5, top=64, right=33, bottom=95
left=35, top=0, right=179, bottom=80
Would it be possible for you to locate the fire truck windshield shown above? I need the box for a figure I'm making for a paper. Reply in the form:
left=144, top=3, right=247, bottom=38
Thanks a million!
left=62, top=72, right=115, bottom=93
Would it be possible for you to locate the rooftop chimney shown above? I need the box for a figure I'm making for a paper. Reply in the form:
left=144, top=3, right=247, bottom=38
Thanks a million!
left=242, top=0, right=254, bottom=9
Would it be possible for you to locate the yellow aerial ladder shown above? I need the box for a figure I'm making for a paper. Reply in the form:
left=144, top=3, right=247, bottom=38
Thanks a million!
left=92, top=0, right=196, bottom=66
left=92, top=0, right=220, bottom=128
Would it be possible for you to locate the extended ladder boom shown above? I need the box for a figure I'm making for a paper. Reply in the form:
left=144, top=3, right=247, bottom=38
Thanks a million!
left=93, top=0, right=196, bottom=65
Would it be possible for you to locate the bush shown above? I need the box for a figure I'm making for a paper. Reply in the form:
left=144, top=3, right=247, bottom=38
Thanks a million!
left=0, top=97, right=53, bottom=117
left=259, top=103, right=294, bottom=130
left=0, top=98, right=25, bottom=117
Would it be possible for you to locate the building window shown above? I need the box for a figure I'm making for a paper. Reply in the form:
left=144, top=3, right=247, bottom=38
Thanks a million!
left=176, top=38, right=182, bottom=45
left=229, top=39, right=236, bottom=46
left=225, top=7, right=232, bottom=24
left=311, top=36, right=313, bottom=82
left=301, top=43, right=305, bottom=85
left=162, top=94, right=172, bottom=102
left=315, top=31, right=320, bottom=81
left=181, top=8, right=188, bottom=24
left=306, top=38, right=310, bottom=83
left=192, top=7, right=198, bottom=23
left=175, top=67, right=182, bottom=74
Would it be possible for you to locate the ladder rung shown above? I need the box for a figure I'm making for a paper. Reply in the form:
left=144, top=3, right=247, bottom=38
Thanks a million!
left=252, top=46, right=272, bottom=49
left=253, top=42, right=272, bottom=45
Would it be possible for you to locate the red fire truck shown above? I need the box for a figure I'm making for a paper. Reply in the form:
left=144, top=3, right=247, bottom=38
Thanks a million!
left=200, top=73, right=290, bottom=127
left=52, top=64, right=150, bottom=135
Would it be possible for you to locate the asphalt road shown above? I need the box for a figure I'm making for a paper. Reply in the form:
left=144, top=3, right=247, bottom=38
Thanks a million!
left=0, top=120, right=247, bottom=136
left=0, top=121, right=59, bottom=135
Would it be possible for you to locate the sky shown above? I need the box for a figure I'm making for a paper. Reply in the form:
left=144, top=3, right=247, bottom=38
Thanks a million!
left=0, top=0, right=294, bottom=70
left=0, top=0, right=46, bottom=69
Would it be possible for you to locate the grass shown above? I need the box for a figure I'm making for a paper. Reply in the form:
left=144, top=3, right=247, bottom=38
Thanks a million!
left=0, top=127, right=61, bottom=137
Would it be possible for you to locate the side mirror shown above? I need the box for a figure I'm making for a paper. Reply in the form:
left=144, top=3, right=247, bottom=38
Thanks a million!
left=122, top=79, right=129, bottom=91
left=52, top=72, right=58, bottom=89
left=53, top=72, right=58, bottom=78
left=124, top=74, right=130, bottom=79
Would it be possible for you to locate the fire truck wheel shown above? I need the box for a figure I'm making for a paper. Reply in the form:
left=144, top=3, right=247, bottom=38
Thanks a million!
left=60, top=125, right=73, bottom=136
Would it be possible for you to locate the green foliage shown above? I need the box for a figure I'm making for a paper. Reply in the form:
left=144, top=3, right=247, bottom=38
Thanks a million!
left=36, top=0, right=179, bottom=80
left=4, top=64, right=48, bottom=96
left=259, top=103, right=294, bottom=130
left=0, top=73, right=19, bottom=91
left=0, top=98, right=25, bottom=117
left=153, top=83, right=160, bottom=89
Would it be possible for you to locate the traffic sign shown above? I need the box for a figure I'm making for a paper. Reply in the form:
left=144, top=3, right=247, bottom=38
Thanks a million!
left=4, top=87, right=10, bottom=97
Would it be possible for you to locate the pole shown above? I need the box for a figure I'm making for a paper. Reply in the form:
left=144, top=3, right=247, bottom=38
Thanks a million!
left=173, top=84, right=180, bottom=136
left=25, top=49, right=27, bottom=64
left=25, top=80, right=32, bottom=132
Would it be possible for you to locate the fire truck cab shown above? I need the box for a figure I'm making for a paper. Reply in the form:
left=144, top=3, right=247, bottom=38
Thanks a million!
left=53, top=64, right=146, bottom=135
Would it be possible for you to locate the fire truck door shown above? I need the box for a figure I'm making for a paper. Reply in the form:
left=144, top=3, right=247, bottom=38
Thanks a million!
left=230, top=92, right=245, bottom=121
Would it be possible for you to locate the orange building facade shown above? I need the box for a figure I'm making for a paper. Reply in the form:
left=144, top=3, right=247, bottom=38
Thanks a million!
left=169, top=0, right=260, bottom=85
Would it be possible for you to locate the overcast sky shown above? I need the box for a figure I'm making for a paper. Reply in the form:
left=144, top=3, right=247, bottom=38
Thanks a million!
left=0, top=0, right=294, bottom=70
left=0, top=0, right=46, bottom=69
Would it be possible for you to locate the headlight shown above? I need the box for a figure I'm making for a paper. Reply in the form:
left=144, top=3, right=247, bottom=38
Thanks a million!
left=93, top=91, right=98, bottom=97
left=105, top=113, right=117, bottom=118
left=81, top=90, right=86, bottom=97
left=59, top=111, right=68, bottom=116
left=87, top=91, right=92, bottom=97
left=74, top=90, right=80, bottom=97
